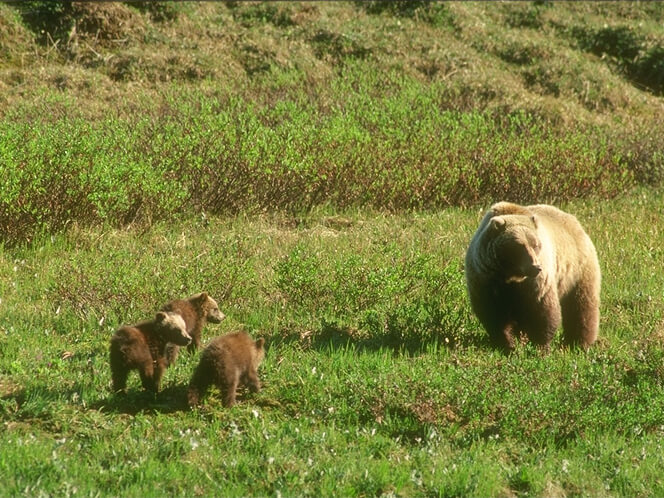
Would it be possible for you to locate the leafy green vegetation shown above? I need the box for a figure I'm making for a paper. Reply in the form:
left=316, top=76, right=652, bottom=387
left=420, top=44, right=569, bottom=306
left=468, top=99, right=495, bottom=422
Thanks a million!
left=1, top=2, right=664, bottom=244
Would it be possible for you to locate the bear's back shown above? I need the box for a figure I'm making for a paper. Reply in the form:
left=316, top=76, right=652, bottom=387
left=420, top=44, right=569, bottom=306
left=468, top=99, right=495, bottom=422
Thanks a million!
left=202, top=332, right=261, bottom=373
left=110, top=325, right=151, bottom=365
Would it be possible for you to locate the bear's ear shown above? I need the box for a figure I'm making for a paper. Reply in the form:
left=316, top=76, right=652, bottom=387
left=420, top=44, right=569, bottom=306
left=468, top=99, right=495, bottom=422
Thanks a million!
left=255, top=338, right=265, bottom=349
left=197, top=292, right=209, bottom=302
left=489, top=217, right=506, bottom=232
left=155, top=311, right=167, bottom=322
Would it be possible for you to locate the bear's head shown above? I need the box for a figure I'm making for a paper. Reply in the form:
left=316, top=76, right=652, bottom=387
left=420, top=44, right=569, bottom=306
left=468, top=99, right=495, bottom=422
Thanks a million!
left=155, top=311, right=192, bottom=346
left=194, top=292, right=226, bottom=324
left=253, top=337, right=266, bottom=368
left=484, top=214, right=542, bottom=283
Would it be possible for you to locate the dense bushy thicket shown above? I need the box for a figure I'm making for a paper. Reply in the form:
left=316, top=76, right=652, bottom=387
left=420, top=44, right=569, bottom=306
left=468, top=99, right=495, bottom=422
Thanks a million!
left=0, top=77, right=633, bottom=245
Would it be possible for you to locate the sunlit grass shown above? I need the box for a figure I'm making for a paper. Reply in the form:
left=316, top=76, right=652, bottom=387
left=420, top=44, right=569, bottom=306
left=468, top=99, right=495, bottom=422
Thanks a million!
left=2, top=189, right=664, bottom=496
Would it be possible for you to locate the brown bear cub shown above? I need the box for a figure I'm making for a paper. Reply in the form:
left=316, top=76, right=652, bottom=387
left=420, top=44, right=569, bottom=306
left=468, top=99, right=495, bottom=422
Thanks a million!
left=465, top=201, right=601, bottom=353
left=187, top=332, right=265, bottom=408
left=161, top=292, right=226, bottom=365
left=109, top=311, right=191, bottom=393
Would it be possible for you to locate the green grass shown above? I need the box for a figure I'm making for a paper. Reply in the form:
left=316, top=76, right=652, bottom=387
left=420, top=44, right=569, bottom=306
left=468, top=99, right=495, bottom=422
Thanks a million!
left=2, top=189, right=664, bottom=496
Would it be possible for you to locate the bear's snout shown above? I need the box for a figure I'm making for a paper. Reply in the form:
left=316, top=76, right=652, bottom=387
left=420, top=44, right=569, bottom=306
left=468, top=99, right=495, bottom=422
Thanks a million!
left=527, top=264, right=542, bottom=277
left=208, top=310, right=226, bottom=324
left=176, top=331, right=193, bottom=346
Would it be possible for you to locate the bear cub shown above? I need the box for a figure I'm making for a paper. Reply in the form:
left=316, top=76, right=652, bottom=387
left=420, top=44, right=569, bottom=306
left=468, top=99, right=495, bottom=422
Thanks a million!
left=109, top=311, right=191, bottom=393
left=187, top=332, right=265, bottom=408
left=161, top=292, right=226, bottom=365
left=465, top=201, right=601, bottom=352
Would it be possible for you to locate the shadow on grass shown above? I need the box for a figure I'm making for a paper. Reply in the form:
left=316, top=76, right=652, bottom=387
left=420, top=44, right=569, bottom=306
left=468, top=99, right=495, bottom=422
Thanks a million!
left=270, top=319, right=488, bottom=356
left=92, top=384, right=190, bottom=415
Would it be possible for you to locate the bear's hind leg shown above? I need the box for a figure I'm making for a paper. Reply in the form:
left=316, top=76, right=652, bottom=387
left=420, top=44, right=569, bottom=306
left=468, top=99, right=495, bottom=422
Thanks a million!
left=187, top=364, right=211, bottom=407
left=111, top=367, right=129, bottom=393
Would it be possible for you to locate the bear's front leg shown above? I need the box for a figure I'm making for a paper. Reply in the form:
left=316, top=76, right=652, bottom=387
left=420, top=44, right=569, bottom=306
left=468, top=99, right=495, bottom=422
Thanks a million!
left=151, top=359, right=167, bottom=392
left=244, top=369, right=261, bottom=393
left=139, top=361, right=158, bottom=392
left=525, top=291, right=562, bottom=350
left=482, top=320, right=518, bottom=353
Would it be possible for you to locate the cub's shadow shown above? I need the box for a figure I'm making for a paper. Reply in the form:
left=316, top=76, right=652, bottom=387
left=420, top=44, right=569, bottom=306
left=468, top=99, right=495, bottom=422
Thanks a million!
left=92, top=384, right=190, bottom=415
left=93, top=384, right=266, bottom=415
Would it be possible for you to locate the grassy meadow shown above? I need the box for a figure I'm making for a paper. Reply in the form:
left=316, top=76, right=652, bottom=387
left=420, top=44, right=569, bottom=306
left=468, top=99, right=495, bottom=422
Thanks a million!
left=2, top=1, right=664, bottom=497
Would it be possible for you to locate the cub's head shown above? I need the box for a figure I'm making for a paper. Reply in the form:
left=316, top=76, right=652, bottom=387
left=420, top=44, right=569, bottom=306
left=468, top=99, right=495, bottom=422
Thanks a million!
left=253, top=338, right=266, bottom=368
left=155, top=311, right=192, bottom=346
left=193, top=292, right=226, bottom=324
left=484, top=214, right=542, bottom=283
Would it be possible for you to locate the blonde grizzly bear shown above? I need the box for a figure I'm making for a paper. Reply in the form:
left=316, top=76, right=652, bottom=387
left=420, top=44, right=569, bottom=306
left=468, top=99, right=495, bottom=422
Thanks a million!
left=465, top=201, right=601, bottom=352
left=187, top=332, right=265, bottom=408
left=109, top=311, right=191, bottom=393
left=162, top=292, right=226, bottom=365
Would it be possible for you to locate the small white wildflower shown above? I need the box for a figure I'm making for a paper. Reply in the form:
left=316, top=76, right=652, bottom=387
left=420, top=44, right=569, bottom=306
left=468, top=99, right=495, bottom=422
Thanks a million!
left=562, top=459, right=570, bottom=473
left=411, top=470, right=423, bottom=486
left=252, top=409, right=259, bottom=418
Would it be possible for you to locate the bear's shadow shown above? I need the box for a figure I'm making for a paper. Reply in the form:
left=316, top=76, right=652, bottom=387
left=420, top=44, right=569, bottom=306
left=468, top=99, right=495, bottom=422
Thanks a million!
left=93, top=384, right=190, bottom=415
left=283, top=320, right=488, bottom=356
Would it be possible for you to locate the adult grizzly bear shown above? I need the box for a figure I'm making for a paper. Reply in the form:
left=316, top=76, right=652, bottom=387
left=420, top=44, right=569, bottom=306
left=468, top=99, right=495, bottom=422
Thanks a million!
left=109, top=311, right=191, bottom=393
left=161, top=292, right=226, bottom=365
left=187, top=332, right=265, bottom=408
left=465, top=201, right=601, bottom=352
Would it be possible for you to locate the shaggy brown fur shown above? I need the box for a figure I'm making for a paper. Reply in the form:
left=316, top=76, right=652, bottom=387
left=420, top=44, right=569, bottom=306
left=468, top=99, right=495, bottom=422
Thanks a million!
left=109, top=311, right=191, bottom=393
left=162, top=292, right=225, bottom=365
left=187, top=332, right=265, bottom=408
left=465, top=201, right=601, bottom=352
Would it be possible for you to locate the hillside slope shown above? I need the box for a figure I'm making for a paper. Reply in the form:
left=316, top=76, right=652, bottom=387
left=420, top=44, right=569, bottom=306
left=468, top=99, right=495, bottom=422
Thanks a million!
left=3, top=1, right=663, bottom=124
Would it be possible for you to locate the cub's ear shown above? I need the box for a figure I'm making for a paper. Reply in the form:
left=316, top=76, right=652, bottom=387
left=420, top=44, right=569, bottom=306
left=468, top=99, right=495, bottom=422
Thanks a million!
left=255, top=338, right=265, bottom=349
left=155, top=311, right=167, bottom=322
left=195, top=292, right=209, bottom=302
left=489, top=217, right=506, bottom=232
